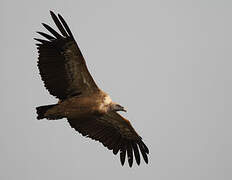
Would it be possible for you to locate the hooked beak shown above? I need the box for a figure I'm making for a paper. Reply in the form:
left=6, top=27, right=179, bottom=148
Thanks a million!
left=120, top=106, right=127, bottom=112
left=122, top=108, right=127, bottom=112
left=114, top=104, right=127, bottom=112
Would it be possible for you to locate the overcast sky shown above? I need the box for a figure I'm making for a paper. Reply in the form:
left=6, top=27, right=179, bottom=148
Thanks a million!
left=1, top=0, right=232, bottom=179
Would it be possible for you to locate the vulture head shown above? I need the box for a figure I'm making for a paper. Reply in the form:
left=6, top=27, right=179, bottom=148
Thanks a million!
left=110, top=103, right=127, bottom=112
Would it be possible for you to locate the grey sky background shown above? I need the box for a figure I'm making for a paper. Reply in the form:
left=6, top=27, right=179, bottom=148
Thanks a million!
left=1, top=0, right=232, bottom=179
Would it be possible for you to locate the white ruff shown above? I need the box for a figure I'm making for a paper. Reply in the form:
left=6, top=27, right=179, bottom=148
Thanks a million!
left=104, top=95, right=112, bottom=105
left=99, top=95, right=112, bottom=111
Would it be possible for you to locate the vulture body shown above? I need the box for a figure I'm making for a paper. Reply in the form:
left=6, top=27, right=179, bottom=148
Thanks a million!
left=35, top=11, right=149, bottom=167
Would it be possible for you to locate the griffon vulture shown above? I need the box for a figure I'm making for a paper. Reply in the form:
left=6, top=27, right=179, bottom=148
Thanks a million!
left=35, top=11, right=149, bottom=167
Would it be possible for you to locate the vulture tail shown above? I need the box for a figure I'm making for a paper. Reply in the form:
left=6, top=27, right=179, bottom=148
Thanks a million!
left=36, top=104, right=57, bottom=120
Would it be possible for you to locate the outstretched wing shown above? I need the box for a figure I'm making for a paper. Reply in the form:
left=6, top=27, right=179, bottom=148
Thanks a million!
left=35, top=11, right=99, bottom=100
left=68, top=112, right=149, bottom=167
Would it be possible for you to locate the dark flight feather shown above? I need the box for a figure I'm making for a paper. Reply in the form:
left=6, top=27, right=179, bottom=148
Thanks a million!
left=36, top=31, right=55, bottom=40
left=50, top=11, right=68, bottom=37
left=34, top=38, right=50, bottom=44
left=58, top=13, right=74, bottom=39
left=42, top=23, right=62, bottom=38
left=132, top=142, right=140, bottom=165
left=138, top=142, right=148, bottom=164
left=127, top=142, right=133, bottom=167
left=120, top=148, right=126, bottom=166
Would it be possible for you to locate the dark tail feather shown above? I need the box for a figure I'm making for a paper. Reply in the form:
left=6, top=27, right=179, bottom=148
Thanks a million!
left=36, top=104, right=56, bottom=120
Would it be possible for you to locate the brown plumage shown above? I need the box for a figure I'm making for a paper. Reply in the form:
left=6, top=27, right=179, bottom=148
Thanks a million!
left=35, top=11, right=149, bottom=167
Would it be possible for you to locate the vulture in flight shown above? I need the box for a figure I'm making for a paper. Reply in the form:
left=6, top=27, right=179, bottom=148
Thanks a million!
left=35, top=11, right=149, bottom=167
